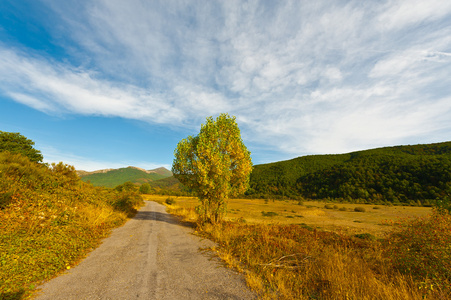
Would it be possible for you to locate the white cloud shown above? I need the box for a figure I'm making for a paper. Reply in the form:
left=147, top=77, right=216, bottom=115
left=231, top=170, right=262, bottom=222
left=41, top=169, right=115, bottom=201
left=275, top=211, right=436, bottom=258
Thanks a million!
left=377, top=0, right=451, bottom=31
left=0, top=48, right=186, bottom=124
left=2, top=0, right=451, bottom=161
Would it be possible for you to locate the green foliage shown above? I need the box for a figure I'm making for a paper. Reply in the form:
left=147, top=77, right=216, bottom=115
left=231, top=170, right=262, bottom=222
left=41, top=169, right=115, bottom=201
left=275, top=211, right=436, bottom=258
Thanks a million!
left=261, top=211, right=278, bottom=217
left=354, top=233, right=376, bottom=240
left=115, top=181, right=138, bottom=192
left=387, top=212, right=451, bottom=286
left=0, top=131, right=43, bottom=163
left=139, top=182, right=152, bottom=194
left=79, top=167, right=170, bottom=188
left=248, top=141, right=451, bottom=204
left=145, top=176, right=193, bottom=196
left=172, top=113, right=252, bottom=223
left=0, top=151, right=143, bottom=299
left=354, top=207, right=366, bottom=212
left=165, top=197, right=176, bottom=205
left=434, top=196, right=451, bottom=215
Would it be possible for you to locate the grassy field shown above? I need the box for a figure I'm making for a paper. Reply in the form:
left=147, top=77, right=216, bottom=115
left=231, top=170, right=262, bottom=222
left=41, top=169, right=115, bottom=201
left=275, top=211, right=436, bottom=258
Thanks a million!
left=144, top=195, right=431, bottom=237
left=144, top=195, right=449, bottom=299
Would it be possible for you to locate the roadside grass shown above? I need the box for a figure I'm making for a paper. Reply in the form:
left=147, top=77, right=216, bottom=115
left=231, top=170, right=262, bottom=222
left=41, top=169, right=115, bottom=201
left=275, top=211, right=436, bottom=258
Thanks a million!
left=0, top=152, right=144, bottom=300
left=147, top=195, right=450, bottom=299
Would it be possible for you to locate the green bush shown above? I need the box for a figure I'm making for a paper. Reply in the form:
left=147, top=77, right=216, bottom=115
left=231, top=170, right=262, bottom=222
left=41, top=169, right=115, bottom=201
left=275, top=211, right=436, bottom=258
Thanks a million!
left=139, top=183, right=152, bottom=194
left=0, top=131, right=43, bottom=163
left=387, top=212, right=451, bottom=285
left=324, top=204, right=334, bottom=209
left=435, top=196, right=451, bottom=215
left=261, top=211, right=278, bottom=217
left=111, top=191, right=143, bottom=216
left=354, top=233, right=376, bottom=240
left=354, top=207, right=366, bottom=212
left=165, top=197, right=176, bottom=205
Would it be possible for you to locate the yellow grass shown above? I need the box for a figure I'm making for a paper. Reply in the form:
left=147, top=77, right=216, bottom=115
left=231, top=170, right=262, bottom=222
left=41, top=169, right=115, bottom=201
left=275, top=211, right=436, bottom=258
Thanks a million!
left=143, top=195, right=431, bottom=237
left=144, top=195, right=450, bottom=299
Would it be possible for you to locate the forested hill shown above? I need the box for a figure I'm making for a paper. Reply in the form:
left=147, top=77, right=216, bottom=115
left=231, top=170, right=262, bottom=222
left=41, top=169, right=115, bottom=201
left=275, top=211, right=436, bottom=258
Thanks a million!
left=78, top=167, right=172, bottom=188
left=247, top=141, right=451, bottom=205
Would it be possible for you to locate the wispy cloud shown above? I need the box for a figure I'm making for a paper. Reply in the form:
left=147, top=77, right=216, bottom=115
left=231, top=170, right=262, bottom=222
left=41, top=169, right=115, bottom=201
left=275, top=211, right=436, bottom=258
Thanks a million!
left=1, top=0, right=451, bottom=162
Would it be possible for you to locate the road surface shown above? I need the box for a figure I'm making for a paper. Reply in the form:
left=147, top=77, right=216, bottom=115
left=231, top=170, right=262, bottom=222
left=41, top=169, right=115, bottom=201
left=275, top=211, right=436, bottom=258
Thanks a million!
left=34, top=201, right=256, bottom=299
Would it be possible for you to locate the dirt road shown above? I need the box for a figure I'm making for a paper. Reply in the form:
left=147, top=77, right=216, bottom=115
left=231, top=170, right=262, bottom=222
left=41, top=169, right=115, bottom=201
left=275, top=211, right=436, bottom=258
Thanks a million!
left=34, top=201, right=255, bottom=299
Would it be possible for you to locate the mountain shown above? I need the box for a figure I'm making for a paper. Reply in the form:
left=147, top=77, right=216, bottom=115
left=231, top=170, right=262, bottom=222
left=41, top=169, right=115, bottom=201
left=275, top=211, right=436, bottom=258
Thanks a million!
left=247, top=141, right=451, bottom=205
left=78, top=166, right=172, bottom=188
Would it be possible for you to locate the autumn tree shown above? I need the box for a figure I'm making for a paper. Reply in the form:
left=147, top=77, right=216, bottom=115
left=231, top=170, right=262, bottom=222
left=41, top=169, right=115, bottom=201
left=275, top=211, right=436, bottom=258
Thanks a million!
left=0, top=131, right=43, bottom=163
left=172, top=113, right=252, bottom=223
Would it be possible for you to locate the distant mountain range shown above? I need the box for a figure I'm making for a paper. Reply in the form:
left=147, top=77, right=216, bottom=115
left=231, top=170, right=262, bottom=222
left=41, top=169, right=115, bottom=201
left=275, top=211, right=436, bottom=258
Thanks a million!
left=77, top=166, right=173, bottom=188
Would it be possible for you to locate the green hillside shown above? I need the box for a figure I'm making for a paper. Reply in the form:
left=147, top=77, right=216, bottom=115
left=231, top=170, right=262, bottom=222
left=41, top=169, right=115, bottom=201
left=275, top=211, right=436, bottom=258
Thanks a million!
left=247, top=141, right=451, bottom=205
left=79, top=167, right=171, bottom=188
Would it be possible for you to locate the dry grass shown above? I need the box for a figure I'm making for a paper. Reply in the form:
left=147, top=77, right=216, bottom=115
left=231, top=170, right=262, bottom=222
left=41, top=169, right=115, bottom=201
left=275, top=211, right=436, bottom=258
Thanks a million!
left=144, top=195, right=450, bottom=299
left=144, top=195, right=431, bottom=237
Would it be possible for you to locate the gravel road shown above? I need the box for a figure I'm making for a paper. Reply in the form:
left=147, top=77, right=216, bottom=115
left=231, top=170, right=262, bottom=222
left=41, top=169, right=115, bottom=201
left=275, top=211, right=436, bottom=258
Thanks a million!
left=34, top=201, right=256, bottom=300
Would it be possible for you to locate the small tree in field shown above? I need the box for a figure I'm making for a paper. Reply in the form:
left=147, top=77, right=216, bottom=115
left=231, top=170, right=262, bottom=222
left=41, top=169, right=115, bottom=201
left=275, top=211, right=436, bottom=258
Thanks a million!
left=172, top=113, right=252, bottom=223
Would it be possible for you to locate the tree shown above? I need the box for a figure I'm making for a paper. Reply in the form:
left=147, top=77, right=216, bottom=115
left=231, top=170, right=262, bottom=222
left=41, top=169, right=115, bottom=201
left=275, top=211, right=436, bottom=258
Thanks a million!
left=172, top=113, right=252, bottom=223
left=0, top=131, right=43, bottom=163
left=139, top=182, right=152, bottom=194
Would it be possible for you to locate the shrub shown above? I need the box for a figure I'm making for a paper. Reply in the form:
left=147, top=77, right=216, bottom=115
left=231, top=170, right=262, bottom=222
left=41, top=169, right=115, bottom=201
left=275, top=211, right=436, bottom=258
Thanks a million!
left=111, top=190, right=143, bottom=216
left=261, top=211, right=278, bottom=217
left=435, top=196, right=451, bottom=215
left=0, top=191, right=13, bottom=209
left=387, top=212, right=451, bottom=285
left=165, top=197, right=176, bottom=205
left=354, top=207, right=366, bottom=212
left=324, top=204, right=334, bottom=209
left=354, top=233, right=376, bottom=240
left=339, top=207, right=347, bottom=211
left=139, top=183, right=152, bottom=194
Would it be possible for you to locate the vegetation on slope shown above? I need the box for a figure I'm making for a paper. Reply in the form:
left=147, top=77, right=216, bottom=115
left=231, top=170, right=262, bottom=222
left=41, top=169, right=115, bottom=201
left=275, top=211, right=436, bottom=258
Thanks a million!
left=248, top=141, right=451, bottom=204
left=0, top=131, right=43, bottom=163
left=0, top=151, right=143, bottom=299
left=159, top=196, right=451, bottom=299
left=79, top=167, right=170, bottom=188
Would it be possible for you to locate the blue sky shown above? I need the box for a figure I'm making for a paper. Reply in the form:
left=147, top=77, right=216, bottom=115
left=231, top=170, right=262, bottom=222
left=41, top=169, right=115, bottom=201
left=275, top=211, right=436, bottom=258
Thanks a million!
left=1, top=0, right=450, bottom=171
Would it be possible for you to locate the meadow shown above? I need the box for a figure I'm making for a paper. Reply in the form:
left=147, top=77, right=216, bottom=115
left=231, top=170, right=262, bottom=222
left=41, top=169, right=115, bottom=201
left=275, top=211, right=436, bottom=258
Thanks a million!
left=145, top=195, right=450, bottom=300
left=145, top=195, right=431, bottom=237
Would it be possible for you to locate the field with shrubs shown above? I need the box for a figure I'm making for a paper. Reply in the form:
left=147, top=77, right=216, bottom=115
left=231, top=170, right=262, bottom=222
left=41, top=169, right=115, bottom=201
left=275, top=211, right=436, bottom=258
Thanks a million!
left=148, top=195, right=451, bottom=299
left=0, top=152, right=144, bottom=300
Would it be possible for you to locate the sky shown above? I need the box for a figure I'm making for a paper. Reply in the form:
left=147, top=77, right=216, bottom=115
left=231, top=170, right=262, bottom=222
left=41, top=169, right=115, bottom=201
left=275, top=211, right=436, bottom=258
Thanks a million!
left=1, top=0, right=450, bottom=171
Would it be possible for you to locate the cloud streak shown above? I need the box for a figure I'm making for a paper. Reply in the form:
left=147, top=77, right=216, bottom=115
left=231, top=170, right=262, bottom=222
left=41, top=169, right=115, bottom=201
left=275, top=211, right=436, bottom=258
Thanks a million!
left=1, top=0, right=451, bottom=161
